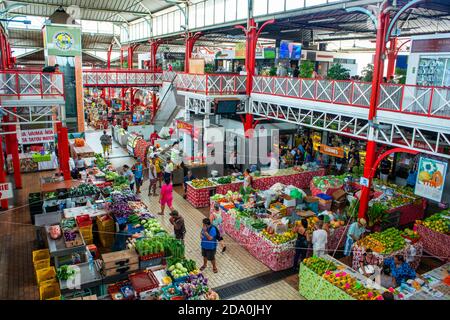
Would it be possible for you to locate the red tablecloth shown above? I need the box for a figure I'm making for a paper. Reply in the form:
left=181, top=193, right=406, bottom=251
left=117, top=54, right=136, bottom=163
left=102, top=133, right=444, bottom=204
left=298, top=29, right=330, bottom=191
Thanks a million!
left=186, top=184, right=214, bottom=208
left=352, top=242, right=423, bottom=271
left=415, top=224, right=450, bottom=262
left=387, top=198, right=426, bottom=226
left=252, top=169, right=325, bottom=190
left=215, top=182, right=243, bottom=195
left=221, top=208, right=295, bottom=271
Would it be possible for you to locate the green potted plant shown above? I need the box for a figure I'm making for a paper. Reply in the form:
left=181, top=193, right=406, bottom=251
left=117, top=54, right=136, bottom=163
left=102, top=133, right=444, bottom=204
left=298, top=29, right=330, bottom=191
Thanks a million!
left=327, top=63, right=350, bottom=80
left=361, top=64, right=374, bottom=82
left=299, top=60, right=315, bottom=78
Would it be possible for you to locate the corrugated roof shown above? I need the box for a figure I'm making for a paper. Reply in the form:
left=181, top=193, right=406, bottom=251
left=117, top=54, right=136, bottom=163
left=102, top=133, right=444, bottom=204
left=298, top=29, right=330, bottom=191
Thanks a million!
left=4, top=0, right=171, bottom=22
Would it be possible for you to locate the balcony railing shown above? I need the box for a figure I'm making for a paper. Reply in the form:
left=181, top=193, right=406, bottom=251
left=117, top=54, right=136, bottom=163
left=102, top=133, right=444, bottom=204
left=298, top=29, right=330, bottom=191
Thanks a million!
left=252, top=76, right=450, bottom=120
left=83, top=69, right=163, bottom=87
left=0, top=70, right=65, bottom=102
left=163, top=72, right=247, bottom=95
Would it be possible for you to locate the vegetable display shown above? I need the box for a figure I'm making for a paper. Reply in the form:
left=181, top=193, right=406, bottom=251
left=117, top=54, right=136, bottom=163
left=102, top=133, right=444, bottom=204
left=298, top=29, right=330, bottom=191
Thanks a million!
left=68, top=183, right=100, bottom=197
left=94, top=153, right=109, bottom=170
left=191, top=179, right=216, bottom=189
left=215, top=176, right=233, bottom=185
left=57, top=265, right=76, bottom=281
left=303, top=257, right=337, bottom=276
left=135, top=238, right=164, bottom=256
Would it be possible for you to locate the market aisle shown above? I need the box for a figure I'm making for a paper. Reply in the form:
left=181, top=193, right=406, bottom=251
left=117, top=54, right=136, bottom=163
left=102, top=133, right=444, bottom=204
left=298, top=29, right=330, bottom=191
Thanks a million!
left=229, top=280, right=304, bottom=300
left=84, top=129, right=132, bottom=168
left=139, top=185, right=272, bottom=289
left=0, top=172, right=47, bottom=300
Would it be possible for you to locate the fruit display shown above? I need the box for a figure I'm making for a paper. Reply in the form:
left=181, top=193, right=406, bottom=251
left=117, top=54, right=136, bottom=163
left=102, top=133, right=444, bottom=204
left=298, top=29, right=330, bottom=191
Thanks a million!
left=74, top=138, right=85, bottom=147
left=303, top=257, right=337, bottom=275
left=401, top=228, right=420, bottom=240
left=190, top=178, right=216, bottom=189
left=261, top=229, right=296, bottom=244
left=322, top=271, right=382, bottom=300
left=416, top=211, right=450, bottom=234
left=357, top=228, right=406, bottom=254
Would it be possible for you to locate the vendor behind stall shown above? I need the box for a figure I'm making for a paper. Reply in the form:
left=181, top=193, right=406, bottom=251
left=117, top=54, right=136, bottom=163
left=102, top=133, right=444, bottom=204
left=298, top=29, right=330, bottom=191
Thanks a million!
left=344, top=218, right=367, bottom=256
left=383, top=255, right=416, bottom=286
left=112, top=223, right=129, bottom=252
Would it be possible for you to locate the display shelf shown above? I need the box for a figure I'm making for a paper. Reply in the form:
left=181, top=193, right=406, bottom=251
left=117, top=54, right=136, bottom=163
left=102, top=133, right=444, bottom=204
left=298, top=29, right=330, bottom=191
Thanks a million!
left=415, top=224, right=450, bottom=262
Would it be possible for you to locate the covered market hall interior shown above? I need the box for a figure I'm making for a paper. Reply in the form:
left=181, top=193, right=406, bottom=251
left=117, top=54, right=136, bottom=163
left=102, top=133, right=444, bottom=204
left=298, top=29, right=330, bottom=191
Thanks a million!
left=0, top=0, right=449, bottom=301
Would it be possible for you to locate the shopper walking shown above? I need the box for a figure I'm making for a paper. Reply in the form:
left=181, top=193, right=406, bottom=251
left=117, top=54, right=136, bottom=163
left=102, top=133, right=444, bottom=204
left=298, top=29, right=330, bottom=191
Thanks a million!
left=200, top=218, right=218, bottom=273
left=210, top=203, right=227, bottom=253
left=132, top=158, right=144, bottom=194
left=312, top=221, right=328, bottom=257
left=122, top=164, right=135, bottom=192
left=153, top=154, right=163, bottom=188
left=293, top=218, right=310, bottom=270
left=148, top=156, right=158, bottom=196
left=183, top=170, right=195, bottom=198
left=100, top=130, right=112, bottom=157
left=164, top=158, right=174, bottom=182
left=158, top=177, right=174, bottom=215
left=169, top=210, right=186, bottom=243
left=344, top=218, right=367, bottom=257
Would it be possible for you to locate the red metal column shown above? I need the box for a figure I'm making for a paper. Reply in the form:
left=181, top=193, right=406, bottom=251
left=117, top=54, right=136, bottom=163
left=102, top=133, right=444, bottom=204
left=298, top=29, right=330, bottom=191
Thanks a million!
left=107, top=44, right=113, bottom=69
left=235, top=18, right=274, bottom=138
left=386, top=37, right=397, bottom=80
left=149, top=39, right=163, bottom=72
left=184, top=32, right=202, bottom=73
left=8, top=124, right=22, bottom=189
left=58, top=125, right=71, bottom=181
left=358, top=10, right=389, bottom=219
left=151, top=91, right=158, bottom=123
left=0, top=135, right=8, bottom=209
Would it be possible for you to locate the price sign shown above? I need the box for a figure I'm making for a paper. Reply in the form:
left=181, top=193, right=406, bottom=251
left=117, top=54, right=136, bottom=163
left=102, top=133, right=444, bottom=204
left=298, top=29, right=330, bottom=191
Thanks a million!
left=0, top=183, right=13, bottom=200
left=359, top=177, right=370, bottom=188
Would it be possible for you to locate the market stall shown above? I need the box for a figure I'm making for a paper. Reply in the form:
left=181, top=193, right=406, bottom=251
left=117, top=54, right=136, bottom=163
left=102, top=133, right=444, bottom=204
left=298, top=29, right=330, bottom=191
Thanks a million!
left=352, top=228, right=423, bottom=270
left=396, top=263, right=450, bottom=300
left=69, top=139, right=95, bottom=159
left=186, top=179, right=217, bottom=208
left=415, top=211, right=450, bottom=261
left=6, top=152, right=58, bottom=173
left=298, top=255, right=402, bottom=300
left=252, top=167, right=326, bottom=190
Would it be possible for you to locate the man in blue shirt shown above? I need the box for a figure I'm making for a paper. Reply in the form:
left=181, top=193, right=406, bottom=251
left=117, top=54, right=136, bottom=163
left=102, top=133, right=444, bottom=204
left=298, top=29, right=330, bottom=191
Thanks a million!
left=200, top=218, right=218, bottom=273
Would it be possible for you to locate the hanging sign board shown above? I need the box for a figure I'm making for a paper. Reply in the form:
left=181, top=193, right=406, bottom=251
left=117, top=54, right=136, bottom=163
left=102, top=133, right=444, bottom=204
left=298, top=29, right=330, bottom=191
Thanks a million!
left=177, top=121, right=194, bottom=135
left=415, top=157, right=448, bottom=202
left=19, top=129, right=55, bottom=144
left=359, top=177, right=370, bottom=188
left=320, top=144, right=345, bottom=158
left=0, top=183, right=13, bottom=200
left=44, top=24, right=82, bottom=57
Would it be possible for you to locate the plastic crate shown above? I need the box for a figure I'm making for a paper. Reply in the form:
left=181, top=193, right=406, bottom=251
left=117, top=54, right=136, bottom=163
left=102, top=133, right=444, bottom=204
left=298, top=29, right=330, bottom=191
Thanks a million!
left=139, top=257, right=164, bottom=270
left=36, top=267, right=56, bottom=285
left=34, top=259, right=50, bottom=271
left=79, top=225, right=93, bottom=239
left=76, top=214, right=92, bottom=228
left=167, top=270, right=189, bottom=284
left=161, top=285, right=182, bottom=300
left=39, top=282, right=61, bottom=300
left=139, top=252, right=165, bottom=261
left=32, top=249, right=50, bottom=264
left=129, top=271, right=159, bottom=294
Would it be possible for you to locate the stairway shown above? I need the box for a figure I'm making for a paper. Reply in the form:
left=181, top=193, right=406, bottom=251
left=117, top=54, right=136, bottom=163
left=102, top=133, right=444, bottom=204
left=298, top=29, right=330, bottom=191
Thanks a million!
left=153, top=78, right=185, bottom=132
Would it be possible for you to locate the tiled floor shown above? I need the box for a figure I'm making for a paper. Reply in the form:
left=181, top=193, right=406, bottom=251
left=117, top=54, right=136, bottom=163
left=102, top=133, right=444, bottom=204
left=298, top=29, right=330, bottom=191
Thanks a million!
left=229, top=280, right=304, bottom=300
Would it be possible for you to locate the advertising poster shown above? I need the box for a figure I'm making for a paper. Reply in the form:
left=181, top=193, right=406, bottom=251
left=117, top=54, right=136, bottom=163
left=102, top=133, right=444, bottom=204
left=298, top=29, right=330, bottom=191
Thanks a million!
left=415, top=157, right=448, bottom=202
left=235, top=43, right=246, bottom=59
left=19, top=129, right=55, bottom=144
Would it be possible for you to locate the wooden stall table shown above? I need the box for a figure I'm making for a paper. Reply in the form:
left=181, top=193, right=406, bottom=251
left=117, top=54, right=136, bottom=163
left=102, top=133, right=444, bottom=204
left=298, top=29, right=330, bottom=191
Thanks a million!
left=69, top=140, right=95, bottom=158
left=41, top=180, right=82, bottom=193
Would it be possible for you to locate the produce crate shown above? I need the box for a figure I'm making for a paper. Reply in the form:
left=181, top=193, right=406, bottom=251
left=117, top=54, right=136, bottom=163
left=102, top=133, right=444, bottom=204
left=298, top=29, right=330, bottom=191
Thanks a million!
left=139, top=252, right=165, bottom=261
left=129, top=270, right=159, bottom=294
left=76, top=214, right=92, bottom=228
left=32, top=249, right=50, bottom=264
left=36, top=266, right=56, bottom=285
left=34, top=259, right=50, bottom=271
left=167, top=270, right=189, bottom=284
left=161, top=285, right=182, bottom=300
left=64, top=230, right=84, bottom=248
left=99, top=233, right=114, bottom=248
left=108, top=280, right=134, bottom=300
left=139, top=257, right=164, bottom=270
left=39, top=282, right=61, bottom=300
left=79, top=224, right=93, bottom=240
